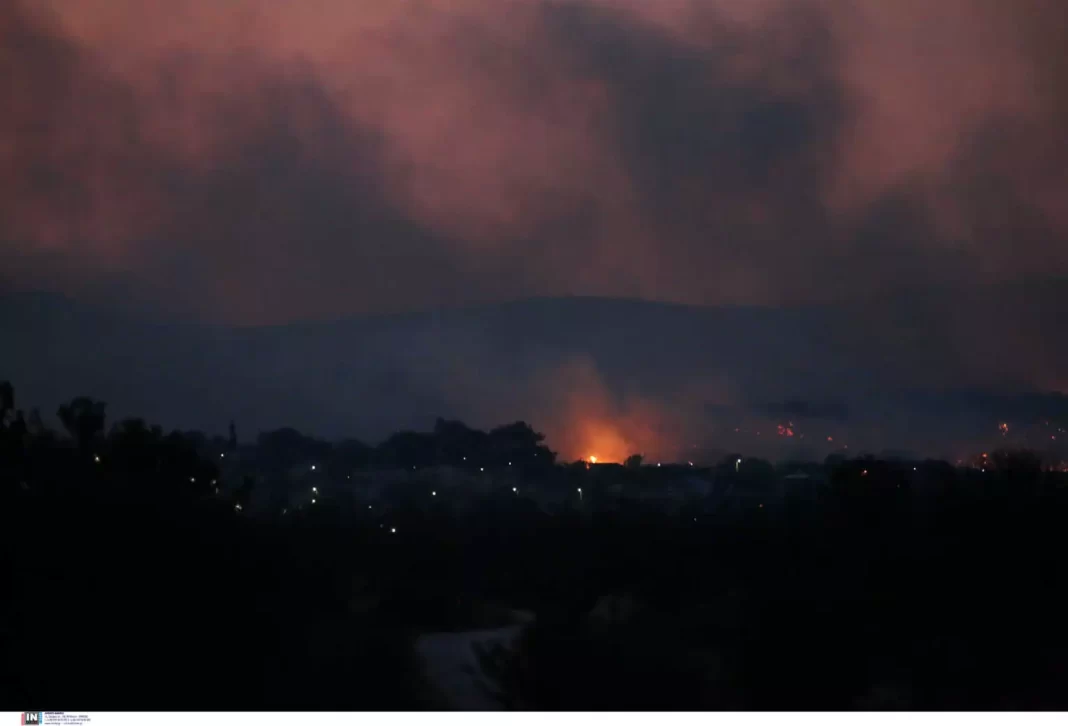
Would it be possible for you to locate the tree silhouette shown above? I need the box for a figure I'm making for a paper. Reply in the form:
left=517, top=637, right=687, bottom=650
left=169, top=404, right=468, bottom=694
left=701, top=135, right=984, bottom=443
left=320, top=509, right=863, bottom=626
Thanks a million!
left=488, top=421, right=554, bottom=469
left=57, top=396, right=107, bottom=453
left=26, top=408, right=45, bottom=435
left=236, top=475, right=255, bottom=509
left=433, top=418, right=486, bottom=466
left=109, top=418, right=163, bottom=474
left=377, top=430, right=436, bottom=469
left=257, top=428, right=332, bottom=471
left=625, top=454, right=644, bottom=468
left=333, top=438, right=372, bottom=474
left=0, top=380, right=13, bottom=422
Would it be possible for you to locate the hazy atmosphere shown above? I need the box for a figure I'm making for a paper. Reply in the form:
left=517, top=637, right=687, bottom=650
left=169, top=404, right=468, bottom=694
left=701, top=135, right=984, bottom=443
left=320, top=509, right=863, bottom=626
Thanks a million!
left=6, top=1, right=1068, bottom=713
left=3, top=0, right=1067, bottom=455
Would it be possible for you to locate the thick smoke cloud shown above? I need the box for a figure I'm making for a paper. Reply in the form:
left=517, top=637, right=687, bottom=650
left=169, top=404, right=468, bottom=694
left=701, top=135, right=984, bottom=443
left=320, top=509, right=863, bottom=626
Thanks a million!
left=2, top=0, right=1066, bottom=456
left=3, top=0, right=1066, bottom=321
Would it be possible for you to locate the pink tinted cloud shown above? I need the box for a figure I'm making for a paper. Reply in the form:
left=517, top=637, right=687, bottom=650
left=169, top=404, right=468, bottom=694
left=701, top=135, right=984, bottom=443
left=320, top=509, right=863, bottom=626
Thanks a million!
left=3, top=0, right=1066, bottom=321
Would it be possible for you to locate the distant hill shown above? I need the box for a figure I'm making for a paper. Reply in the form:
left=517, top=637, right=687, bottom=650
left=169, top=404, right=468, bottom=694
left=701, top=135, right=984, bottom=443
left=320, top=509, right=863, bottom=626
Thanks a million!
left=2, top=283, right=1067, bottom=459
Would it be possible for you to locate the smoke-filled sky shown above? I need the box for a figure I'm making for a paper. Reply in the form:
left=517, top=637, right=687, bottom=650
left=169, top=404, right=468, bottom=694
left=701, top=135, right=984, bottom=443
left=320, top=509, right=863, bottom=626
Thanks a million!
left=3, top=1, right=1068, bottom=461
left=3, top=0, right=1066, bottom=324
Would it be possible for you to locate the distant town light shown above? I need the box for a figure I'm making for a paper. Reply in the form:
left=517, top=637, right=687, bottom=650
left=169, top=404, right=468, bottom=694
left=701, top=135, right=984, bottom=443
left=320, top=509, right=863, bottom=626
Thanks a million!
left=234, top=503, right=243, bottom=512
left=512, top=487, right=518, bottom=493
left=432, top=490, right=437, bottom=496
left=311, top=498, right=316, bottom=504
left=190, top=477, right=196, bottom=483
left=390, top=527, right=396, bottom=534
left=480, top=467, right=484, bottom=472
left=311, top=464, right=317, bottom=471
left=657, top=462, right=661, bottom=467
left=94, top=455, right=101, bottom=463
left=368, top=505, right=372, bottom=509
left=508, top=462, right=512, bottom=466
left=312, top=486, right=318, bottom=493
left=220, top=453, right=225, bottom=458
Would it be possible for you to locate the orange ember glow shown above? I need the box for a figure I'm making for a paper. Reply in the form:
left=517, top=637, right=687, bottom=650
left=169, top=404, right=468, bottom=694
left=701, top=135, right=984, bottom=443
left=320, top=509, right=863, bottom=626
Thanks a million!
left=561, top=418, right=642, bottom=465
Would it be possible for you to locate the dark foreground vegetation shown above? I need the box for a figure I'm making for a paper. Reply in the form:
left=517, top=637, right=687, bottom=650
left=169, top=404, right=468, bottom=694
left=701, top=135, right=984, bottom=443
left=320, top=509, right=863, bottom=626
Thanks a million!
left=3, top=382, right=1068, bottom=710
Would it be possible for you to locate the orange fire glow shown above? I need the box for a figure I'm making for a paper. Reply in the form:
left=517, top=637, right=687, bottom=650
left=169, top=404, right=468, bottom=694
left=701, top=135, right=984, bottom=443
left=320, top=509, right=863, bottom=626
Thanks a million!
left=560, top=420, right=631, bottom=464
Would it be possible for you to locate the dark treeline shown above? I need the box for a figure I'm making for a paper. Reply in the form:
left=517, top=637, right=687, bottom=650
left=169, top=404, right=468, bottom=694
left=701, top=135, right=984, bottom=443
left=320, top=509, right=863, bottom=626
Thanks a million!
left=3, top=381, right=1068, bottom=710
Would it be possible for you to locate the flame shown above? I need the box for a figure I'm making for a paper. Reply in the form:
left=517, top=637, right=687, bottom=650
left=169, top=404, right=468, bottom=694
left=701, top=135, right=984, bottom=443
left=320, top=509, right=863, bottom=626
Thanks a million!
left=563, top=418, right=639, bottom=464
